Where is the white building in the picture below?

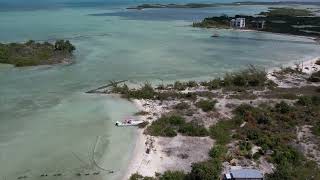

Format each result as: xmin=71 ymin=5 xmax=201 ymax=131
xmin=230 ymin=18 xmax=246 ymax=29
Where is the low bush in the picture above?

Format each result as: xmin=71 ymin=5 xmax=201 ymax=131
xmin=225 ymin=66 xmax=267 ymax=87
xmin=239 ymin=141 xmax=252 ymax=152
xmin=308 ymin=71 xmax=320 ymax=82
xmin=111 ymin=83 xmax=129 ymax=94
xmin=186 ymin=81 xmax=198 ymax=88
xmin=278 ymin=93 xmax=298 ymax=100
xmin=179 ymin=92 xmax=197 ymax=101
xmin=156 ymin=91 xmax=179 ymax=101
xmin=174 ymin=102 xmax=190 ymax=110
xmin=297 ymin=96 xmax=320 ymax=106
xmin=174 ymin=81 xmax=187 ymax=91
xmin=275 ymin=66 xmax=303 ymax=76
xmin=129 ymin=83 xmax=156 ymax=99
xmin=145 ymin=115 xmax=184 ymax=137
xmin=275 ymin=101 xmax=292 ymax=114
xmin=145 ymin=115 xmax=209 ymax=137
xmin=178 ymin=122 xmax=209 ymax=136
xmin=209 ymin=145 xmax=227 ymax=159
xmin=233 ymin=103 xmax=256 ymax=116
xmin=196 ymin=99 xmax=217 ymax=112
xmin=172 ymin=81 xmax=198 ymax=91
xmin=267 ymin=146 xmax=320 ymax=180
xmin=200 ymin=66 xmax=268 ymax=90
xmin=202 ymin=79 xmax=222 ymax=90
xmin=129 ymin=173 xmax=155 ymax=180
xmin=209 ymin=119 xmax=239 ymax=145
xmin=54 ymin=40 xmax=76 ymax=53
xmin=239 ymin=140 xmax=253 ymax=157
xmin=312 ymin=121 xmax=320 ymax=137
xmin=255 ymin=112 xmax=272 ymax=125
xmin=135 ymin=111 xmax=150 ymax=116
xmin=159 ymin=171 xmax=186 ymax=180
xmin=188 ymin=159 xmax=222 ymax=180
xmin=112 ymin=83 xmax=156 ymax=99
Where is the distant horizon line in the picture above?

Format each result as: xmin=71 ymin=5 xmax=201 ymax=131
xmin=0 ymin=0 xmax=319 ymax=11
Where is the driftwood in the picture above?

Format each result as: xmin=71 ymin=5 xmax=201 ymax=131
xmin=86 ymin=80 xmax=127 ymax=94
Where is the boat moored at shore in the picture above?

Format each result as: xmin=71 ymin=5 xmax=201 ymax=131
xmin=115 ymin=118 xmax=144 ymax=127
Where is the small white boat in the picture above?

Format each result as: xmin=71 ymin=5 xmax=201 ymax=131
xmin=115 ymin=118 xmax=144 ymax=127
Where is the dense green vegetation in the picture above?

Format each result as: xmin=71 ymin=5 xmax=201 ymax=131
xmin=173 ymin=81 xmax=198 ymax=91
xmin=130 ymin=171 xmax=187 ymax=180
xmin=259 ymin=7 xmax=313 ymax=17
xmin=193 ymin=15 xmax=231 ymax=28
xmin=0 ymin=40 xmax=75 ymax=67
xmin=129 ymin=173 xmax=155 ymax=180
xmin=188 ymin=158 xmax=222 ymax=180
xmin=209 ymin=119 xmax=240 ymax=145
xmin=200 ymin=66 xmax=269 ymax=90
xmin=127 ymin=3 xmax=218 ymax=10
xmin=112 ymin=83 xmax=156 ymax=99
xmin=112 ymin=82 xmax=198 ymax=101
xmin=145 ymin=115 xmax=208 ymax=137
xmin=111 ymin=66 xmax=269 ymax=101
xmin=54 ymin=40 xmax=76 ymax=53
xmin=193 ymin=8 xmax=320 ymax=37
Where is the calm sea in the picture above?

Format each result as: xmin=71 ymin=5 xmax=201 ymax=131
xmin=0 ymin=1 xmax=319 ymax=180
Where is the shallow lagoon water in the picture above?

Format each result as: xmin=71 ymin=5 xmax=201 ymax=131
xmin=0 ymin=3 xmax=320 ymax=180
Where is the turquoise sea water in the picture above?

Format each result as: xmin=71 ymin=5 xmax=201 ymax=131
xmin=0 ymin=1 xmax=319 ymax=180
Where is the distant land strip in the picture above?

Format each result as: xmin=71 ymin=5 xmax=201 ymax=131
xmin=127 ymin=1 xmax=320 ymax=10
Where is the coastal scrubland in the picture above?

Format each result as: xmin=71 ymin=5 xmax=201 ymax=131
xmin=111 ymin=66 xmax=271 ymax=100
xmin=0 ymin=40 xmax=75 ymax=67
xmin=106 ymin=60 xmax=320 ymax=180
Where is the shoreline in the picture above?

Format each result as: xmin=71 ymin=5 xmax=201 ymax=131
xmin=217 ymin=28 xmax=319 ymax=42
xmin=122 ymin=100 xmax=148 ymax=179
xmin=121 ymin=56 xmax=320 ymax=179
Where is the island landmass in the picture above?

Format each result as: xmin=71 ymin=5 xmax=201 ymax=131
xmin=193 ymin=7 xmax=320 ymax=37
xmin=0 ymin=40 xmax=76 ymax=67
xmin=127 ymin=1 xmax=320 ymax=10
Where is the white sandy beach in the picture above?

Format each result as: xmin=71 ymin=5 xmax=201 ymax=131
xmin=268 ymin=56 xmax=320 ymax=88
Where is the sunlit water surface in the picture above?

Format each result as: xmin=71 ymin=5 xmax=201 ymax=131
xmin=0 ymin=2 xmax=319 ymax=180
